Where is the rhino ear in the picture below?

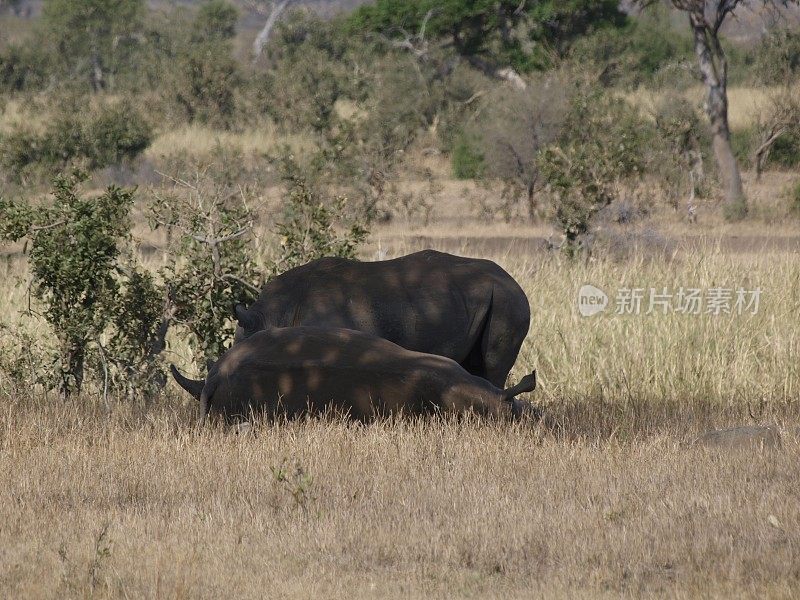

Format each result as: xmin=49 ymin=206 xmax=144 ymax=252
xmin=235 ymin=304 xmax=259 ymax=331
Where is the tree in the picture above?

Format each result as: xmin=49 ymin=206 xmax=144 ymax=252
xmin=175 ymin=1 xmax=240 ymax=127
xmin=635 ymin=0 xmax=798 ymax=220
xmin=349 ymin=0 xmax=624 ymax=82
xmin=0 ymin=172 xmax=136 ymax=398
xmin=41 ymin=0 xmax=145 ymax=92
xmin=249 ymin=0 xmax=298 ymax=62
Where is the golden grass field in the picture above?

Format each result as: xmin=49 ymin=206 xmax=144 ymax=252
xmin=2 ymin=221 xmax=800 ymax=597
xmin=1 ymin=77 xmax=800 ymax=597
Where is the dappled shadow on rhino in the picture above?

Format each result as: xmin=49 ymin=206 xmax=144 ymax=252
xmin=172 ymin=326 xmax=537 ymax=423
xmin=233 ymin=250 xmax=530 ymax=388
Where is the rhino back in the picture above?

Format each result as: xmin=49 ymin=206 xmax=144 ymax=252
xmin=207 ymin=327 xmax=490 ymax=419
xmin=247 ymin=251 xmax=521 ymax=359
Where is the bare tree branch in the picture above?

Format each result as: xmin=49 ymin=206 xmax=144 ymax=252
xmin=251 ymin=0 xmax=295 ymax=63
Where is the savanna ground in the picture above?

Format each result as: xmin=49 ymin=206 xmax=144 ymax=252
xmin=2 ymin=4 xmax=800 ymax=592
xmin=2 ymin=157 xmax=800 ymax=597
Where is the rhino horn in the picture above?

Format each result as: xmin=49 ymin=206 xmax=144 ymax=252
xmin=234 ymin=304 xmax=260 ymax=331
xmin=170 ymin=364 xmax=205 ymax=401
xmin=502 ymin=370 xmax=536 ymax=401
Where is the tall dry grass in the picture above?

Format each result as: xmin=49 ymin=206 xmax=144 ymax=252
xmin=625 ymin=85 xmax=800 ymax=131
xmin=0 ymin=397 xmax=798 ymax=599
xmin=1 ymin=233 xmax=799 ymax=598
xmin=144 ymin=123 xmax=317 ymax=164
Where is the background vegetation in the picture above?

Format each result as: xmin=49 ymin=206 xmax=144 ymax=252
xmin=1 ymin=1 xmax=799 ymax=597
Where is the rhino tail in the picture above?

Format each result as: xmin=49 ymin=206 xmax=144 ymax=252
xmin=170 ymin=364 xmax=205 ymax=401
xmin=501 ymin=370 xmax=536 ymax=401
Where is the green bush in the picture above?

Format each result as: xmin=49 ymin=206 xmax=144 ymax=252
xmin=273 ymin=154 xmax=370 ymax=274
xmin=788 ymin=180 xmax=800 ymax=215
xmin=257 ymin=47 xmax=343 ymax=132
xmin=192 ymin=0 xmax=238 ymax=43
xmin=175 ymin=39 xmax=240 ymax=128
xmin=0 ymin=172 xmax=137 ymax=397
xmin=0 ymin=101 xmax=152 ymax=181
xmin=731 ymin=126 xmax=758 ymax=170
xmin=537 ymin=90 xmax=652 ymax=257
xmin=451 ymin=134 xmax=485 ymax=180
xmin=768 ymin=132 xmax=800 ymax=169
xmin=0 ymin=42 xmax=50 ymax=92
xmin=86 ymin=101 xmax=153 ymax=167
xmin=567 ymin=5 xmax=692 ymax=88
xmin=753 ymin=27 xmax=800 ymax=85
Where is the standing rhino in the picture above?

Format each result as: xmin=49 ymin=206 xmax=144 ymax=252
xmin=234 ymin=250 xmax=530 ymax=387
xmin=171 ymin=326 xmax=537 ymax=422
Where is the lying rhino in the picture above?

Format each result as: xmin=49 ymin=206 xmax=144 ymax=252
xmin=171 ymin=326 xmax=537 ymax=422
xmin=233 ymin=250 xmax=530 ymax=388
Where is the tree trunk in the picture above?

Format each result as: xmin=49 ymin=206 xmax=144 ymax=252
xmin=59 ymin=338 xmax=85 ymax=400
xmin=689 ymin=13 xmax=745 ymax=218
xmin=90 ymin=48 xmax=105 ymax=92
xmin=252 ymin=0 xmax=293 ymax=63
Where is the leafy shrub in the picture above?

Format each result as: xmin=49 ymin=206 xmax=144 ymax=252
xmin=652 ymin=95 xmax=710 ymax=210
xmin=0 ymin=172 xmax=136 ymax=397
xmin=273 ymin=154 xmax=369 ymax=274
xmin=467 ymin=75 xmax=571 ymax=220
xmin=149 ymin=157 xmax=261 ymax=365
xmin=570 ymin=4 xmax=693 ymax=89
xmin=86 ymin=101 xmax=153 ymax=167
xmin=175 ymin=39 xmax=240 ymax=128
xmin=192 ymin=0 xmax=238 ymax=42
xmin=173 ymin=2 xmax=240 ymax=128
xmin=257 ymin=47 xmax=344 ymax=132
xmin=768 ymin=132 xmax=800 ymax=169
xmin=0 ymin=42 xmax=50 ymax=92
xmin=537 ymin=91 xmax=651 ymax=257
xmin=451 ymin=134 xmax=484 ymax=180
xmin=0 ymin=102 xmax=152 ymax=181
xmin=754 ymin=27 xmax=800 ymax=85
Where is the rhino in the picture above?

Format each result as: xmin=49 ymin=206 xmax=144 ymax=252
xmin=171 ymin=326 xmax=537 ymax=422
xmin=233 ymin=250 xmax=530 ymax=388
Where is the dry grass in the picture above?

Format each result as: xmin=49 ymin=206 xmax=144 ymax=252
xmin=2 ymin=102 xmax=800 ymax=595
xmin=625 ymin=85 xmax=800 ymax=132
xmin=0 ymin=398 xmax=798 ymax=599
xmin=2 ymin=233 xmax=800 ymax=597
xmin=144 ymin=123 xmax=317 ymax=164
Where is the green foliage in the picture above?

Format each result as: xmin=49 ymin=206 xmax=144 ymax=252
xmin=258 ymin=46 xmax=343 ymax=132
xmin=0 ymin=42 xmax=49 ymax=92
xmin=349 ymin=0 xmax=626 ymax=71
xmin=0 ymin=101 xmax=152 ymax=182
xmin=768 ymin=132 xmax=800 ymax=169
xmin=731 ymin=126 xmax=758 ymax=169
xmin=451 ymin=133 xmax=484 ymax=179
xmin=149 ymin=157 xmax=260 ymax=365
xmin=193 ymin=0 xmax=238 ymax=43
xmin=754 ymin=27 xmax=800 ymax=85
xmin=723 ymin=197 xmax=748 ymax=222
xmin=41 ymin=0 xmax=145 ymax=91
xmin=653 ymin=94 xmax=709 ymax=208
xmin=569 ymin=5 xmax=692 ymax=87
xmin=0 ymin=172 xmax=134 ymax=396
xmin=107 ymin=266 xmax=168 ymax=399
xmin=86 ymin=101 xmax=154 ymax=167
xmin=174 ymin=6 xmax=240 ymax=128
xmin=273 ymin=154 xmax=370 ymax=274
xmin=538 ymin=91 xmax=650 ymax=256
